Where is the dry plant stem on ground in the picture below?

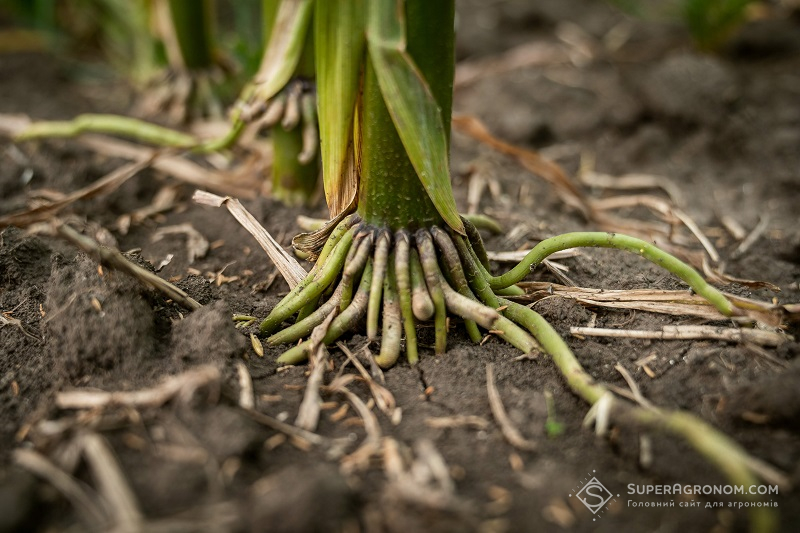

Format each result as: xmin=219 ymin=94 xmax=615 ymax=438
xmin=513 ymin=281 xmax=793 ymax=326
xmin=56 ymin=224 xmax=202 ymax=311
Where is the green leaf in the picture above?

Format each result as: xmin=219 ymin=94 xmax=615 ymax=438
xmin=253 ymin=0 xmax=313 ymax=102
xmin=315 ymin=0 xmax=365 ymax=218
xmin=545 ymin=419 xmax=565 ymax=439
xmin=366 ymin=0 xmax=464 ymax=234
xmin=544 ymin=391 xmax=565 ymax=439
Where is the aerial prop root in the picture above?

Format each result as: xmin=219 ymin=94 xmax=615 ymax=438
xmin=262 ymin=215 xmax=741 ymax=366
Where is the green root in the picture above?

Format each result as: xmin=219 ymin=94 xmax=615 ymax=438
xmin=486 ymin=232 xmax=735 ymax=316
xmin=462 ymin=213 xmax=503 ymax=234
xmin=367 ymin=231 xmax=390 ymax=340
xmin=15 ymin=114 xmax=198 ymax=148
xmin=395 ymin=232 xmax=419 ymax=363
xmin=259 ymin=223 xmax=355 ymax=334
xmin=258 ymin=215 xmax=780 ymax=531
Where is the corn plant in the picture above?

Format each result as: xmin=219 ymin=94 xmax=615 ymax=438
xmin=256 ymin=1 xmax=782 ymax=530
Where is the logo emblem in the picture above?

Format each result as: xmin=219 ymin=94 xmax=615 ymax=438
xmin=575 ymin=477 xmax=613 ymax=514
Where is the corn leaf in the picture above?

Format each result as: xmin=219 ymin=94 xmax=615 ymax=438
xmin=366 ymin=0 xmax=464 ymax=234
xmin=315 ymin=0 xmax=365 ymax=218
xmin=253 ymin=0 xmax=313 ymax=102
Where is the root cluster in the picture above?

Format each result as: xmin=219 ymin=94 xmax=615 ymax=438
xmin=259 ymin=214 xmax=547 ymax=366
xmin=260 ymin=214 xmax=735 ymax=367
xmin=239 ymin=78 xmax=318 ymax=164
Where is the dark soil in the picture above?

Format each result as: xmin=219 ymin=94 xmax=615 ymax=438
xmin=2 ymin=1 xmax=800 ymax=532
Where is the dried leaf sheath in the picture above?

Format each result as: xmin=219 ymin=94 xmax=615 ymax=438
xmin=315 ymin=0 xmax=365 ymax=218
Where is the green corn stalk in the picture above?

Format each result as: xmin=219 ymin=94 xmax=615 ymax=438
xmin=358 ymin=0 xmax=462 ymax=233
xmin=312 ymin=0 xmax=462 ymax=233
xmin=271 ymin=114 xmax=319 ymax=205
xmin=164 ymin=0 xmax=216 ymax=70
xmin=263 ymin=0 xmax=319 ymax=206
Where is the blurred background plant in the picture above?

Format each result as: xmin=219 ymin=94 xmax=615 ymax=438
xmin=683 ymin=0 xmax=757 ymax=50
xmin=0 ymin=0 xmax=265 ymax=116
xmin=2 ymin=0 xmax=321 ymax=205
xmin=607 ymin=0 xmax=765 ymax=51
